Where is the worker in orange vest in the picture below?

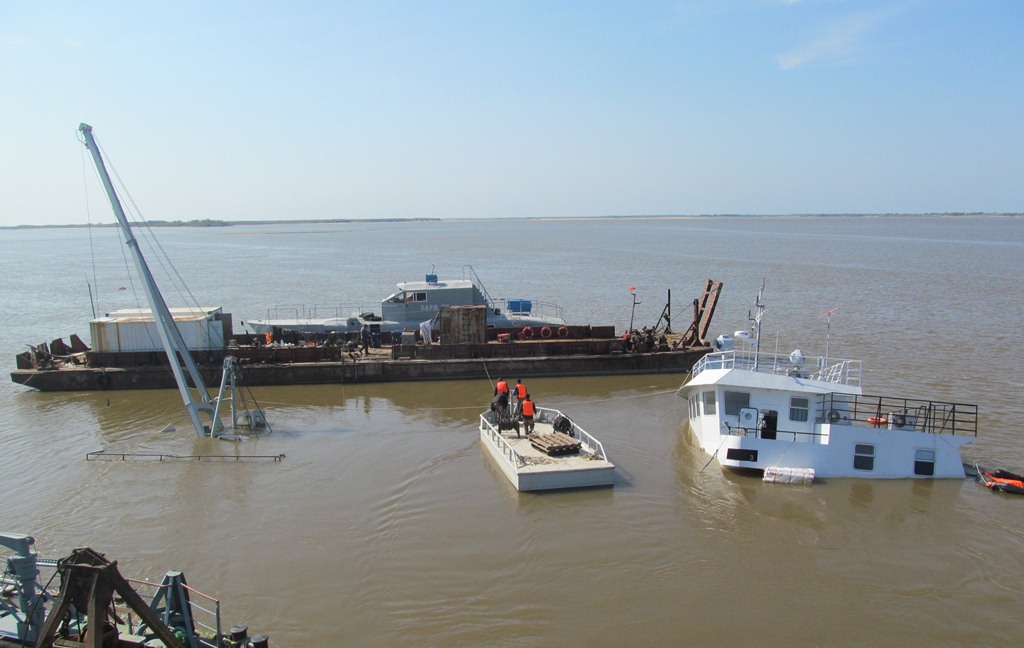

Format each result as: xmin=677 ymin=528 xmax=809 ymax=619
xmin=520 ymin=393 xmax=536 ymax=436
xmin=495 ymin=377 xmax=509 ymax=397
xmin=512 ymin=378 xmax=527 ymax=417
xmin=494 ymin=377 xmax=510 ymax=411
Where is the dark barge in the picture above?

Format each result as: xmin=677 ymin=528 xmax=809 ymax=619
xmin=12 ymin=330 xmax=712 ymax=391
xmin=12 ymin=282 xmax=722 ymax=392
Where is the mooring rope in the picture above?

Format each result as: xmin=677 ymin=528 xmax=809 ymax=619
xmin=253 ymin=388 xmax=680 ymax=413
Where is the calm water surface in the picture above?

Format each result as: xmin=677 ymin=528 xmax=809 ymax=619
xmin=2 ymin=216 xmax=1023 ymax=646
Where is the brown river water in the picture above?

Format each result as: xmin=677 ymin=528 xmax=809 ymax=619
xmin=2 ymin=215 xmax=1023 ymax=645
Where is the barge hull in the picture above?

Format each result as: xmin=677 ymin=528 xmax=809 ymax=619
xmin=11 ymin=348 xmax=708 ymax=391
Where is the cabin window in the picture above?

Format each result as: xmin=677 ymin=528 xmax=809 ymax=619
xmin=689 ymin=395 xmax=699 ymax=419
xmin=789 ymin=397 xmax=809 ymax=422
xmin=702 ymin=391 xmax=717 ymax=415
xmin=724 ymin=391 xmax=750 ymax=416
xmin=914 ymin=449 xmax=935 ymax=476
xmin=415 ymin=291 xmax=427 ymax=302
xmin=853 ymin=444 xmax=875 ymax=471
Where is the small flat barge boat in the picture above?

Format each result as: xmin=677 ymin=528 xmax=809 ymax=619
xmin=479 ymin=407 xmax=615 ymax=491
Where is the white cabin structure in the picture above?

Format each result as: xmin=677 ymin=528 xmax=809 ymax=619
xmin=677 ymin=285 xmax=977 ymax=480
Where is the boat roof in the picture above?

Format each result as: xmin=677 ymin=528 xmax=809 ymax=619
xmin=683 ymin=350 xmax=863 ymax=395
xmin=96 ymin=307 xmax=223 ymax=324
xmin=395 ymin=279 xmax=474 ymax=291
xmin=686 ymin=366 xmax=862 ymax=395
xmin=105 ymin=307 xmax=222 ymax=317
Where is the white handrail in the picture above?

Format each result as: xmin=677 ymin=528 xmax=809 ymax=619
xmin=479 ymin=414 xmax=525 ymax=468
xmin=692 ymin=350 xmax=861 ymax=386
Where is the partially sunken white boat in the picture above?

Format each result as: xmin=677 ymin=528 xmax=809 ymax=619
xmin=479 ymin=407 xmax=615 ymax=491
xmin=677 ymin=284 xmax=978 ymax=480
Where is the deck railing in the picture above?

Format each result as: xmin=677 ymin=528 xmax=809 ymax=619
xmin=479 ymin=412 xmax=525 ymax=468
xmin=691 ymin=349 xmax=862 ymax=386
xmin=120 ymin=576 xmax=223 ymax=648
xmin=495 ymin=298 xmax=566 ymax=323
xmin=546 ymin=409 xmax=608 ymax=460
xmin=817 ymin=393 xmax=978 ymax=437
xmin=717 ymin=393 xmax=978 ymax=443
xmin=257 ymin=303 xmax=370 ymax=323
xmin=722 ymin=423 xmax=829 ymax=444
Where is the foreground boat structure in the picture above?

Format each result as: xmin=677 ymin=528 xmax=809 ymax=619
xmin=479 ymin=407 xmax=615 ymax=491
xmin=677 ymin=284 xmax=978 ymax=480
xmin=0 ymin=533 xmax=268 ymax=647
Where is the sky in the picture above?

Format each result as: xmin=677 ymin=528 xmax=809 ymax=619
xmin=1 ymin=0 xmax=1022 ymax=226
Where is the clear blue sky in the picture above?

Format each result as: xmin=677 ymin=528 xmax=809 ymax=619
xmin=2 ymin=1 xmax=1022 ymax=226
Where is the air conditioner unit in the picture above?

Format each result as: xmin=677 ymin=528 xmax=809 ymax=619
xmin=888 ymin=413 xmax=917 ymax=430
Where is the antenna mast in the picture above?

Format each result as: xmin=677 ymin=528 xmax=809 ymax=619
xmin=749 ymin=279 xmax=766 ymax=371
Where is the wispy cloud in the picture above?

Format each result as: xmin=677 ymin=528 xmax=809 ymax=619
xmin=777 ymin=9 xmax=888 ymax=70
xmin=0 ymin=33 xmax=32 ymax=48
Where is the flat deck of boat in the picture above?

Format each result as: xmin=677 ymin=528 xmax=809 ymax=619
xmin=479 ymin=409 xmax=615 ymax=491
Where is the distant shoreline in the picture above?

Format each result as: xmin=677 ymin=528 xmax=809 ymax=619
xmin=2 ymin=212 xmax=1020 ymax=230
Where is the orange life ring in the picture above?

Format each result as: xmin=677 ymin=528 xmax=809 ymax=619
xmin=867 ymin=416 xmax=887 ymax=426
xmin=540 ymin=326 xmax=552 ymax=339
xmin=521 ymin=326 xmax=534 ymax=339
xmin=557 ymin=326 xmax=569 ymax=338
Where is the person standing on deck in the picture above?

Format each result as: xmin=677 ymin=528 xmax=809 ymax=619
xmin=512 ymin=379 xmax=527 ymax=417
xmin=494 ymin=377 xmax=510 ymax=411
xmin=360 ymin=325 xmax=370 ymax=356
xmin=494 ymin=377 xmax=509 ymax=398
xmin=520 ymin=393 xmax=536 ymax=436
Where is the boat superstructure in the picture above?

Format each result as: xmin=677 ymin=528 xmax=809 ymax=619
xmin=677 ymin=285 xmax=977 ymax=479
xmin=242 ymin=266 xmax=566 ymax=335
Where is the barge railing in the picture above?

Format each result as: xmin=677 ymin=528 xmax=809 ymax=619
xmin=464 ymin=264 xmax=565 ymax=323
xmin=121 ymin=575 xmax=223 ymax=648
xmin=479 ymin=412 xmax=525 ymax=468
xmin=541 ymin=407 xmax=609 ymax=460
xmin=256 ymin=303 xmax=371 ymax=323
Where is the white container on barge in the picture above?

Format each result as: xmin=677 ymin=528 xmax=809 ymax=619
xmin=90 ymin=307 xmax=230 ymax=353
